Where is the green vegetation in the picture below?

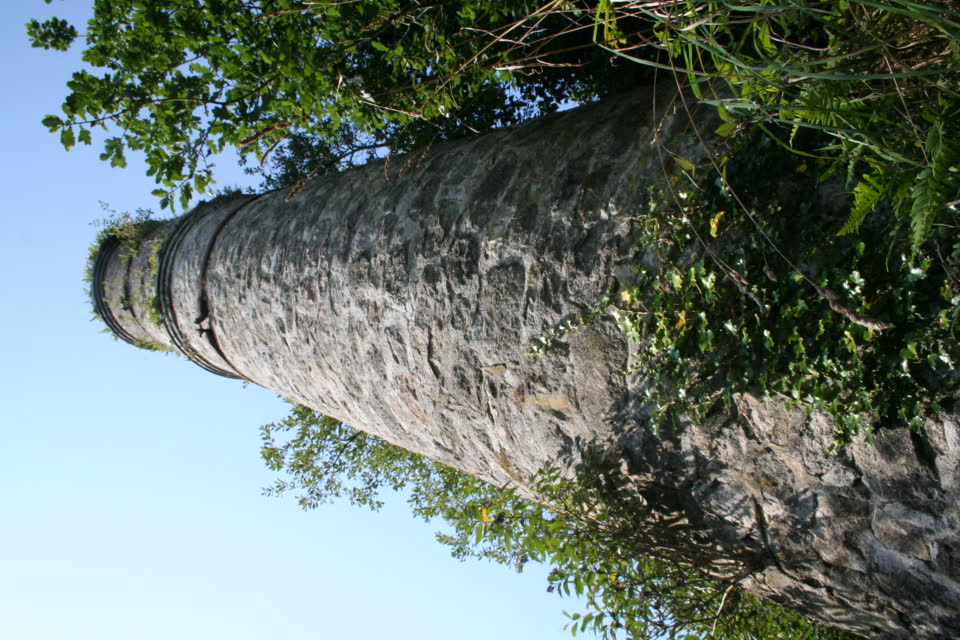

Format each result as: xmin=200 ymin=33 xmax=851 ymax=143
xmin=263 ymin=404 xmax=856 ymax=639
xmin=83 ymin=204 xmax=158 ymax=290
xmin=48 ymin=0 xmax=959 ymax=637
xmin=599 ymin=139 xmax=957 ymax=445
xmin=599 ymin=0 xmax=959 ymax=443
xmin=30 ymin=0 xmax=647 ymax=208
xmin=585 ymin=0 xmax=960 ymax=248
xmin=32 ymin=1 xmax=959 ymax=241
xmin=84 ymin=204 xmax=173 ymax=352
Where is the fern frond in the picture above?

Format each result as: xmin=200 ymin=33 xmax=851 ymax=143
xmin=840 ymin=172 xmax=886 ymax=234
xmin=908 ymin=117 xmax=960 ymax=247
xmin=910 ymin=175 xmax=938 ymax=246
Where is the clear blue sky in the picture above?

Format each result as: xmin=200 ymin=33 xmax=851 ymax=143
xmin=0 ymin=3 xmax=583 ymax=638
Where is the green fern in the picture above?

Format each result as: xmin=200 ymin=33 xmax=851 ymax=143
xmin=840 ymin=172 xmax=887 ymax=235
xmin=908 ymin=116 xmax=960 ymax=247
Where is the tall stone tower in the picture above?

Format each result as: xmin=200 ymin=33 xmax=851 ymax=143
xmin=90 ymin=86 xmax=960 ymax=638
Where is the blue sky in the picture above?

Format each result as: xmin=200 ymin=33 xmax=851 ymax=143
xmin=0 ymin=3 xmax=583 ymax=638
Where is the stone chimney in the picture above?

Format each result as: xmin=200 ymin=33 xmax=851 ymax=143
xmin=90 ymin=85 xmax=960 ymax=639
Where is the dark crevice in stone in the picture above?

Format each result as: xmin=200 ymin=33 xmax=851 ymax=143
xmin=910 ymin=428 xmax=942 ymax=483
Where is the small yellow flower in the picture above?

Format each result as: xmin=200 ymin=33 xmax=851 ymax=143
xmin=676 ymin=310 xmax=688 ymax=329
xmin=620 ymin=290 xmax=633 ymax=305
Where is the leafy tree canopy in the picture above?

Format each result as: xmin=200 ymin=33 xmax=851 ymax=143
xmin=29 ymin=0 xmax=649 ymax=208
xmin=262 ymin=404 xmax=857 ymax=640
xmin=32 ymin=1 xmax=959 ymax=246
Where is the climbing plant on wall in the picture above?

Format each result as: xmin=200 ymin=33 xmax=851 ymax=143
xmin=612 ymin=133 xmax=960 ymax=444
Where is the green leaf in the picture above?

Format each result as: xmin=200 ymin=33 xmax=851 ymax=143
xmin=59 ymin=127 xmax=75 ymax=150
xmin=41 ymin=114 xmax=63 ymax=130
xmin=715 ymin=122 xmax=738 ymax=138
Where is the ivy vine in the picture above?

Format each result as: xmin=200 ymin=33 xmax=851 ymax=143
xmin=533 ymin=136 xmax=960 ymax=446
xmin=623 ymin=138 xmax=960 ymax=444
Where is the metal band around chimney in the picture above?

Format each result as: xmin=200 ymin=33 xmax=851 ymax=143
xmin=154 ymin=196 xmax=257 ymax=380
xmin=91 ymin=235 xmax=144 ymax=349
xmin=195 ymin=192 xmax=267 ymax=382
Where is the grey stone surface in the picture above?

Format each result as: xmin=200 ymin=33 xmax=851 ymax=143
xmin=98 ymin=223 xmax=174 ymax=349
xmin=91 ymin=85 xmax=960 ymax=638
xmin=653 ymin=394 xmax=960 ymax=638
